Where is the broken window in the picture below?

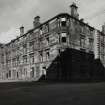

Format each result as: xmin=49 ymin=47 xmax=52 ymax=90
xmin=61 ymin=18 xmax=66 ymax=27
xmin=61 ymin=33 xmax=67 ymax=43
xmin=62 ymin=37 xmax=66 ymax=43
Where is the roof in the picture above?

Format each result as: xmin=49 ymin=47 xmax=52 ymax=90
xmin=6 ymin=13 xmax=95 ymax=46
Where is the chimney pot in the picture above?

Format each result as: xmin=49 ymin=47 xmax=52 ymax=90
xmin=20 ymin=26 xmax=24 ymax=36
xmin=70 ymin=2 xmax=79 ymax=19
xmin=80 ymin=18 xmax=84 ymax=22
xmin=33 ymin=16 xmax=40 ymax=28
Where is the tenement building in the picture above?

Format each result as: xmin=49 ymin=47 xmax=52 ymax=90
xmin=0 ymin=2 xmax=105 ymax=81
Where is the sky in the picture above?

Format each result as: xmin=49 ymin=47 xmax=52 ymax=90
xmin=0 ymin=0 xmax=105 ymax=43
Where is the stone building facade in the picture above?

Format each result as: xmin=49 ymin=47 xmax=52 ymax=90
xmin=0 ymin=2 xmax=104 ymax=81
xmin=94 ymin=24 xmax=105 ymax=67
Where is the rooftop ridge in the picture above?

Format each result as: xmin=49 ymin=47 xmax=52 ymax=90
xmin=5 ymin=12 xmax=103 ymax=46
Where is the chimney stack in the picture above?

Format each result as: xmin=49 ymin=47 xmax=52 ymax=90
xmin=80 ymin=18 xmax=84 ymax=22
xmin=70 ymin=2 xmax=79 ymax=19
xmin=20 ymin=26 xmax=24 ymax=36
xmin=33 ymin=16 xmax=40 ymax=28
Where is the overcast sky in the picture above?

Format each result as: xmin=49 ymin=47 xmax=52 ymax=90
xmin=0 ymin=0 xmax=105 ymax=43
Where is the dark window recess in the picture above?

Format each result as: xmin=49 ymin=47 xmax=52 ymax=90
xmin=17 ymin=72 xmax=19 ymax=78
xmin=46 ymin=52 xmax=50 ymax=60
xmin=61 ymin=21 xmax=66 ymax=27
xmin=6 ymin=73 xmax=8 ymax=78
xmin=46 ymin=37 xmax=49 ymax=44
xmin=47 ymin=52 xmax=50 ymax=57
xmin=43 ymin=66 xmax=46 ymax=69
xmin=9 ymin=71 xmax=11 ymax=77
xmin=58 ymin=49 xmax=61 ymax=54
xmin=62 ymin=37 xmax=66 ymax=43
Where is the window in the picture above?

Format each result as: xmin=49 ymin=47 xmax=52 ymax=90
xmin=46 ymin=37 xmax=49 ymax=45
xmin=101 ymin=54 xmax=104 ymax=61
xmin=12 ymin=58 xmax=16 ymax=67
xmin=58 ymin=49 xmax=61 ymax=54
xmin=17 ymin=72 xmax=19 ymax=78
xmin=23 ymin=55 xmax=27 ymax=64
xmin=17 ymin=56 xmax=20 ymax=66
xmin=9 ymin=70 xmax=11 ymax=78
xmin=29 ymin=41 xmax=34 ymax=52
xmin=61 ymin=21 xmax=66 ymax=27
xmin=30 ymin=54 xmax=34 ymax=64
xmin=89 ymin=38 xmax=93 ymax=50
xmin=23 ymin=44 xmax=27 ymax=53
xmin=39 ymin=51 xmax=43 ymax=62
xmin=61 ymin=18 xmax=66 ymax=27
xmin=40 ymin=27 xmax=43 ymax=35
xmin=23 ymin=44 xmax=27 ymax=48
xmin=80 ymin=36 xmax=85 ymax=48
xmin=42 ymin=24 xmax=49 ymax=34
xmin=31 ymin=67 xmax=34 ymax=78
xmin=62 ymin=37 xmax=66 ymax=43
xmin=61 ymin=33 xmax=67 ymax=43
xmin=101 ymin=46 xmax=104 ymax=54
xmin=29 ymin=41 xmax=34 ymax=46
xmin=46 ymin=51 xmax=50 ymax=61
xmin=61 ymin=18 xmax=66 ymax=21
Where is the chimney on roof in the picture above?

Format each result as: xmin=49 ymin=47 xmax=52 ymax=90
xmin=70 ymin=2 xmax=79 ymax=19
xmin=20 ymin=26 xmax=24 ymax=36
xmin=33 ymin=16 xmax=40 ymax=28
xmin=102 ymin=23 xmax=105 ymax=34
xmin=80 ymin=18 xmax=84 ymax=22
